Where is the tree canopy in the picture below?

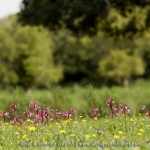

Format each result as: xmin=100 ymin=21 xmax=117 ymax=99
xmin=0 ymin=16 xmax=63 ymax=88
xmin=98 ymin=50 xmax=145 ymax=86
xmin=18 ymin=0 xmax=150 ymax=36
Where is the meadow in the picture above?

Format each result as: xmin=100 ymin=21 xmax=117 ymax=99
xmin=0 ymin=79 xmax=150 ymax=150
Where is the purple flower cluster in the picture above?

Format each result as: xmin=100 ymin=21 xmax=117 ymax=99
xmin=27 ymin=101 xmax=50 ymax=125
xmin=51 ymin=107 xmax=76 ymax=120
xmin=141 ymin=105 xmax=150 ymax=118
xmin=90 ymin=107 xmax=101 ymax=118
xmin=0 ymin=110 xmax=10 ymax=122
xmin=118 ymin=104 xmax=130 ymax=115
xmin=106 ymin=97 xmax=130 ymax=118
xmin=10 ymin=103 xmax=17 ymax=112
xmin=10 ymin=114 xmax=23 ymax=125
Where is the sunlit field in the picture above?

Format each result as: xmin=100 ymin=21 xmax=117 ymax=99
xmin=0 ymin=79 xmax=150 ymax=150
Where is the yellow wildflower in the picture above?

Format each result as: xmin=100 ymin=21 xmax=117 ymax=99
xmin=70 ymin=134 xmax=75 ymax=137
xmin=15 ymin=132 xmax=19 ymax=135
xmin=85 ymin=134 xmax=90 ymax=139
xmin=130 ymin=118 xmax=134 ymax=122
xmin=28 ymin=126 xmax=36 ymax=131
xmin=137 ymin=133 xmax=141 ymax=136
xmin=92 ymin=134 xmax=96 ymax=137
xmin=93 ymin=117 xmax=97 ymax=121
xmin=139 ymin=129 xmax=144 ymax=133
xmin=82 ymin=119 xmax=86 ymax=122
xmin=118 ymin=131 xmax=123 ymax=134
xmin=60 ymin=130 xmax=66 ymax=134
xmin=22 ymin=134 xmax=27 ymax=139
xmin=114 ymin=135 xmax=119 ymax=139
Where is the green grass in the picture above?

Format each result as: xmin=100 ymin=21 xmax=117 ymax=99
xmin=0 ymin=79 xmax=150 ymax=149
xmin=0 ymin=79 xmax=150 ymax=116
xmin=0 ymin=114 xmax=150 ymax=150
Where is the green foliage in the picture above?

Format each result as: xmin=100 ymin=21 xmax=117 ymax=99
xmin=0 ymin=16 xmax=63 ymax=88
xmin=18 ymin=0 xmax=150 ymax=36
xmin=0 ymin=79 xmax=150 ymax=117
xmin=98 ymin=50 xmax=145 ymax=84
xmin=102 ymin=6 xmax=150 ymax=38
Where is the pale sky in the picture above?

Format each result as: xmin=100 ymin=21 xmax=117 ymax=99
xmin=0 ymin=0 xmax=22 ymax=19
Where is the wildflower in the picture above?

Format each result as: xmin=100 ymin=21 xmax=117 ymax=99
xmin=10 ymin=115 xmax=24 ymax=125
xmin=130 ymin=118 xmax=134 ymax=122
xmin=10 ymin=103 xmax=17 ymax=112
xmin=34 ymin=114 xmax=42 ymax=124
xmin=60 ymin=130 xmax=66 ymax=134
xmin=70 ymin=134 xmax=75 ymax=137
xmin=79 ymin=116 xmax=83 ymax=118
xmin=28 ymin=126 xmax=36 ymax=131
xmin=118 ymin=131 xmax=123 ymax=134
xmin=93 ymin=117 xmax=98 ymax=120
xmin=146 ymin=111 xmax=150 ymax=118
xmin=142 ymin=105 xmax=146 ymax=110
xmin=85 ymin=134 xmax=90 ymax=139
xmin=24 ymin=109 xmax=33 ymax=118
xmin=137 ymin=133 xmax=141 ymax=136
xmin=15 ymin=132 xmax=19 ymax=135
xmin=114 ymin=135 xmax=119 ymax=139
xmin=97 ymin=129 xmax=102 ymax=135
xmin=82 ymin=119 xmax=86 ymax=122
xmin=42 ymin=138 xmax=45 ymax=142
xmin=3 ymin=111 xmax=10 ymax=118
xmin=22 ymin=134 xmax=27 ymax=139
xmin=29 ymin=100 xmax=40 ymax=111
xmin=25 ymin=138 xmax=29 ymax=141
xmin=139 ymin=113 xmax=141 ymax=116
xmin=106 ymin=97 xmax=117 ymax=118
xmin=92 ymin=134 xmax=96 ymax=137
xmin=139 ymin=129 xmax=144 ymax=133
xmin=90 ymin=107 xmax=101 ymax=118
xmin=118 ymin=104 xmax=130 ymax=115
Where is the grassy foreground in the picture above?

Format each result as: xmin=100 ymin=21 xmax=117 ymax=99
xmin=0 ymin=96 xmax=150 ymax=150
xmin=0 ymin=79 xmax=150 ymax=149
xmin=0 ymin=113 xmax=150 ymax=150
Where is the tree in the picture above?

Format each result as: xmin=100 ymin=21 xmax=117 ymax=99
xmin=0 ymin=15 xmax=63 ymax=88
xmin=98 ymin=50 xmax=145 ymax=88
xmin=18 ymin=0 xmax=150 ymax=36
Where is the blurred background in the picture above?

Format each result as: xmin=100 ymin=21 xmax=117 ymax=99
xmin=0 ymin=0 xmax=150 ymax=116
